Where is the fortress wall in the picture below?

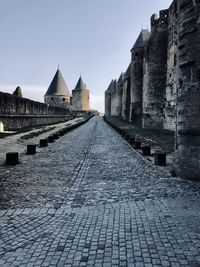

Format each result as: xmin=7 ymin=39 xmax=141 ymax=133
xmin=142 ymin=10 xmax=169 ymax=130
xmin=105 ymin=92 xmax=112 ymax=116
xmin=110 ymin=91 xmax=118 ymax=116
xmin=122 ymin=78 xmax=131 ymax=121
xmin=0 ymin=91 xmax=71 ymax=129
xmin=164 ymin=1 xmax=178 ymax=131
xmin=174 ymin=0 xmax=200 ymax=180
xmin=72 ymin=90 xmax=90 ymax=111
xmin=130 ymin=48 xmax=144 ymax=124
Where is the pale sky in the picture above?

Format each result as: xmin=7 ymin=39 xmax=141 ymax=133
xmin=0 ymin=0 xmax=172 ymax=112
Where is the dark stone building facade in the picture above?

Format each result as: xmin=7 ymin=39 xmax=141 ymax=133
xmin=104 ymin=0 xmax=200 ymax=180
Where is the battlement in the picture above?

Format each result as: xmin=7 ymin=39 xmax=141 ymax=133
xmin=151 ymin=9 xmax=169 ymax=31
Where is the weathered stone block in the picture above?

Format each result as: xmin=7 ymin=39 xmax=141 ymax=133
xmin=154 ymin=152 xmax=166 ymax=166
xmin=27 ymin=144 xmax=37 ymax=155
xmin=142 ymin=145 xmax=151 ymax=156
xmin=6 ymin=152 xmax=19 ymax=165
xmin=40 ymin=139 xmax=48 ymax=147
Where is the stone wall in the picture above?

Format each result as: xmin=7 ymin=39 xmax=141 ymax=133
xmin=104 ymin=0 xmax=200 ymax=179
xmin=72 ymin=89 xmax=90 ymax=111
xmin=164 ymin=1 xmax=178 ymax=131
xmin=110 ymin=91 xmax=118 ymax=116
xmin=0 ymin=91 xmax=71 ymax=129
xmin=105 ymin=92 xmax=112 ymax=116
xmin=174 ymin=0 xmax=200 ymax=180
xmin=142 ymin=10 xmax=169 ymax=130
xmin=130 ymin=47 xmax=144 ymax=124
xmin=122 ymin=78 xmax=131 ymax=121
xmin=0 ymin=115 xmax=71 ymax=130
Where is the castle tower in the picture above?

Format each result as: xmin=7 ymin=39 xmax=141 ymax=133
xmin=115 ymin=73 xmax=125 ymax=117
xmin=142 ymin=10 xmax=169 ymax=129
xmin=130 ymin=30 xmax=150 ymax=124
xmin=72 ymin=76 xmax=89 ymax=111
xmin=105 ymin=79 xmax=116 ymax=116
xmin=44 ymin=69 xmax=70 ymax=109
xmin=174 ymin=0 xmax=200 ymax=180
xmin=164 ymin=1 xmax=178 ymax=131
xmin=122 ymin=64 xmax=131 ymax=121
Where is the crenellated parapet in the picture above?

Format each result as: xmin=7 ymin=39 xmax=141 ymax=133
xmin=104 ymin=0 xmax=200 ymax=179
xmin=142 ymin=10 xmax=169 ymax=129
xmin=130 ymin=30 xmax=150 ymax=124
xmin=174 ymin=0 xmax=200 ymax=180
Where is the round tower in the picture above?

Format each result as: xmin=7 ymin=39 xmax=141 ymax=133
xmin=105 ymin=79 xmax=116 ymax=116
xmin=174 ymin=0 xmax=200 ymax=180
xmin=44 ymin=69 xmax=70 ymax=109
xmin=72 ymin=76 xmax=89 ymax=112
xmin=142 ymin=10 xmax=169 ymax=129
xmin=130 ymin=30 xmax=150 ymax=124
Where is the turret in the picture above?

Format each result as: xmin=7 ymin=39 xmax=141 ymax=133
xmin=142 ymin=10 xmax=169 ymax=129
xmin=44 ymin=69 xmax=70 ymax=109
xmin=122 ymin=63 xmax=131 ymax=121
xmin=130 ymin=30 xmax=150 ymax=123
xmin=105 ymin=79 xmax=116 ymax=116
xmin=174 ymin=0 xmax=200 ymax=180
xmin=72 ymin=76 xmax=90 ymax=111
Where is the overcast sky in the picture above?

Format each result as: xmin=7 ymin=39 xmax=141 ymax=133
xmin=0 ymin=0 xmax=172 ymax=112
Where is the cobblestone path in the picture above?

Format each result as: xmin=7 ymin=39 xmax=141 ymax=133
xmin=0 ymin=116 xmax=200 ymax=266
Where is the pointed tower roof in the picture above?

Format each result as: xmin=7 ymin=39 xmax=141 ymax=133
xmin=124 ymin=63 xmax=131 ymax=78
xmin=117 ymin=73 xmax=125 ymax=84
xmin=74 ymin=76 xmax=87 ymax=90
xmin=45 ymin=69 xmax=70 ymax=96
xmin=106 ymin=79 xmax=117 ymax=93
xmin=131 ymin=30 xmax=151 ymax=51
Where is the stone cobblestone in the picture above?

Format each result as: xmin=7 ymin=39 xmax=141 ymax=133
xmin=0 ymin=116 xmax=200 ymax=266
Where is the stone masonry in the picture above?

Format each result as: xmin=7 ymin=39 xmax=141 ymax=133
xmin=104 ymin=0 xmax=200 ymax=180
xmin=0 ymin=91 xmax=71 ymax=129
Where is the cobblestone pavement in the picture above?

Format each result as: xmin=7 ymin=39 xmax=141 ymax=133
xmin=0 ymin=116 xmax=200 ymax=266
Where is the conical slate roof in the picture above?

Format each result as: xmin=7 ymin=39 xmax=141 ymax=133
xmin=74 ymin=76 xmax=87 ymax=90
xmin=131 ymin=30 xmax=151 ymax=50
xmin=106 ymin=79 xmax=117 ymax=93
xmin=45 ymin=69 xmax=70 ymax=96
xmin=124 ymin=63 xmax=131 ymax=78
xmin=117 ymin=73 xmax=125 ymax=84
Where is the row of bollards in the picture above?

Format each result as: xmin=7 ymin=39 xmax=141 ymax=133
xmin=104 ymin=117 xmax=166 ymax=166
xmin=5 ymin=116 xmax=94 ymax=166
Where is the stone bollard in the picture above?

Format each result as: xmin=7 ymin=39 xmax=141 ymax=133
xmin=0 ymin=121 xmax=4 ymax=132
xmin=48 ymin=135 xmax=54 ymax=143
xmin=27 ymin=144 xmax=37 ymax=155
xmin=129 ymin=137 xmax=135 ymax=146
xmin=142 ymin=145 xmax=151 ymax=156
xmin=40 ymin=139 xmax=48 ymax=147
xmin=125 ymin=134 xmax=130 ymax=141
xmin=53 ymin=133 xmax=59 ymax=140
xmin=59 ymin=130 xmax=65 ymax=136
xmin=154 ymin=152 xmax=166 ymax=166
xmin=6 ymin=152 xmax=19 ymax=165
xmin=134 ymin=140 xmax=141 ymax=149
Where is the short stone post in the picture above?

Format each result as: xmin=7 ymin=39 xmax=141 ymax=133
xmin=27 ymin=144 xmax=37 ymax=155
xmin=48 ymin=135 xmax=54 ymax=143
xmin=134 ymin=140 xmax=141 ymax=149
xmin=142 ymin=145 xmax=151 ymax=156
xmin=53 ymin=133 xmax=59 ymax=140
xmin=40 ymin=139 xmax=48 ymax=147
xmin=125 ymin=134 xmax=130 ymax=141
xmin=6 ymin=152 xmax=19 ymax=165
xmin=129 ymin=137 xmax=135 ymax=145
xmin=154 ymin=152 xmax=166 ymax=166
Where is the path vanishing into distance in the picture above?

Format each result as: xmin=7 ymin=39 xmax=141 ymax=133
xmin=0 ymin=116 xmax=200 ymax=267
